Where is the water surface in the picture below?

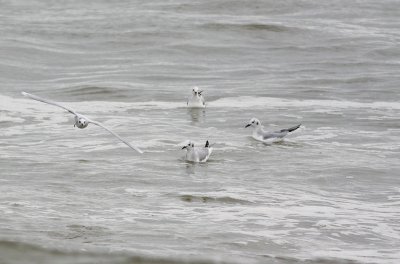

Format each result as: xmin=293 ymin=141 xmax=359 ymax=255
xmin=1 ymin=1 xmax=400 ymax=263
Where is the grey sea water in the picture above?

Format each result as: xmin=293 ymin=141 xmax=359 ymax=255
xmin=1 ymin=1 xmax=400 ymax=263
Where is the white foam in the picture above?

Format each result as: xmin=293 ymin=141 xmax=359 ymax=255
xmin=295 ymin=133 xmax=338 ymax=141
xmin=3 ymin=94 xmax=400 ymax=113
xmin=209 ymin=96 xmax=400 ymax=110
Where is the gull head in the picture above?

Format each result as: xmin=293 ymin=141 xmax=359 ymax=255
xmin=182 ymin=141 xmax=194 ymax=151
xmin=245 ymin=118 xmax=261 ymax=128
xmin=75 ymin=117 xmax=88 ymax=129
xmin=192 ymin=87 xmax=203 ymax=97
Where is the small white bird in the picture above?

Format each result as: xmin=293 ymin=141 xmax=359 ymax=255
xmin=181 ymin=140 xmax=213 ymax=162
xmin=186 ymin=87 xmax=205 ymax=108
xmin=245 ymin=118 xmax=301 ymax=143
xmin=21 ymin=92 xmax=143 ymax=154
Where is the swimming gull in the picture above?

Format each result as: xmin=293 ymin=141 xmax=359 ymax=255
xmin=187 ymin=87 xmax=205 ymax=108
xmin=182 ymin=140 xmax=213 ymax=162
xmin=245 ymin=118 xmax=301 ymax=143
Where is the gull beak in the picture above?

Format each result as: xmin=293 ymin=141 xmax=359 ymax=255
xmin=182 ymin=146 xmax=187 ymax=149
xmin=245 ymin=124 xmax=251 ymax=128
xmin=199 ymin=91 xmax=203 ymax=95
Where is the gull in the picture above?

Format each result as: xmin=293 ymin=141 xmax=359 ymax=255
xmin=181 ymin=140 xmax=213 ymax=162
xmin=21 ymin=92 xmax=143 ymax=154
xmin=245 ymin=118 xmax=301 ymax=143
xmin=187 ymin=87 xmax=205 ymax=108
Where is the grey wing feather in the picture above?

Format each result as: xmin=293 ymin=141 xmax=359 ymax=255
xmin=261 ymin=129 xmax=287 ymax=139
xmin=22 ymin=92 xmax=78 ymax=116
xmin=264 ymin=124 xmax=301 ymax=139
xmin=195 ymin=147 xmax=211 ymax=161
xmin=87 ymin=119 xmax=143 ymax=154
xmin=262 ymin=132 xmax=280 ymax=140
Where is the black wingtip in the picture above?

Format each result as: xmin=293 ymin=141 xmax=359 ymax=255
xmin=205 ymin=140 xmax=209 ymax=148
xmin=288 ymin=124 xmax=301 ymax=132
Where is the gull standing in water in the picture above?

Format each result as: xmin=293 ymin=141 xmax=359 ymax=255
xmin=21 ymin=92 xmax=143 ymax=154
xmin=186 ymin=87 xmax=205 ymax=108
xmin=182 ymin=140 xmax=213 ymax=162
xmin=245 ymin=118 xmax=301 ymax=143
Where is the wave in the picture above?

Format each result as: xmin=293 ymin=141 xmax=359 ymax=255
xmin=0 ymin=240 xmax=364 ymax=264
xmin=209 ymin=96 xmax=400 ymax=110
xmin=0 ymin=240 xmax=216 ymax=264
xmin=179 ymin=194 xmax=253 ymax=204
xmin=2 ymin=94 xmax=399 ymax=115
xmin=264 ymin=254 xmax=361 ymax=264
xmin=204 ymin=22 xmax=293 ymax=33
xmin=52 ymin=85 xmax=127 ymax=97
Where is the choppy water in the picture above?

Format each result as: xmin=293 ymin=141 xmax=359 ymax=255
xmin=1 ymin=1 xmax=400 ymax=263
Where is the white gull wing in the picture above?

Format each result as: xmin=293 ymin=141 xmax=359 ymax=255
xmin=86 ymin=118 xmax=143 ymax=154
xmin=199 ymin=147 xmax=212 ymax=162
xmin=186 ymin=147 xmax=212 ymax=162
xmin=187 ymin=95 xmax=205 ymax=108
xmin=22 ymin=92 xmax=79 ymax=116
xmin=260 ymin=129 xmax=288 ymax=140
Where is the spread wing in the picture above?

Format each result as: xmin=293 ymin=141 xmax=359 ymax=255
xmin=86 ymin=118 xmax=143 ymax=154
xmin=22 ymin=92 xmax=78 ymax=116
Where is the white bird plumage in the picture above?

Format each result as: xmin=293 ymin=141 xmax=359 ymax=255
xmin=21 ymin=92 xmax=143 ymax=154
xmin=181 ymin=140 xmax=213 ymax=162
xmin=186 ymin=87 xmax=205 ymax=108
xmin=245 ymin=118 xmax=301 ymax=143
